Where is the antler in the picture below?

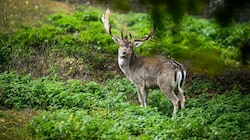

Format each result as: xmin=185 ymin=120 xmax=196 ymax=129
xmin=102 ymin=8 xmax=155 ymax=42
xmin=101 ymin=8 xmax=115 ymax=37
xmin=134 ymin=26 xmax=156 ymax=42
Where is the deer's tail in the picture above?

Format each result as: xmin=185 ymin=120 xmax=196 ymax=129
xmin=176 ymin=70 xmax=186 ymax=93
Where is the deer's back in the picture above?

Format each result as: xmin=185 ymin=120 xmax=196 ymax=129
xmin=129 ymin=56 xmax=180 ymax=88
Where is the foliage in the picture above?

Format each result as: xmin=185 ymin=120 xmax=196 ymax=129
xmin=0 ymin=72 xmax=249 ymax=139
xmin=0 ymin=6 xmax=114 ymax=77
xmin=28 ymin=81 xmax=249 ymax=139
xmin=1 ymin=4 xmax=250 ymax=78
xmin=0 ymin=34 xmax=11 ymax=70
xmin=0 ymin=72 xmax=132 ymax=110
xmin=30 ymin=93 xmax=250 ymax=140
xmin=156 ymin=15 xmax=249 ymax=70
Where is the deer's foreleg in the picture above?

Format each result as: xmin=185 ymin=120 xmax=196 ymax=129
xmin=135 ymin=81 xmax=148 ymax=108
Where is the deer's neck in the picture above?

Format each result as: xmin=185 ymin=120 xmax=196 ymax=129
xmin=118 ymin=53 xmax=137 ymax=78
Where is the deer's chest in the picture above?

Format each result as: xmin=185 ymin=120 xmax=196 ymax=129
xmin=118 ymin=58 xmax=130 ymax=76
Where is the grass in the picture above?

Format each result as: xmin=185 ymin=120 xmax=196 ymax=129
xmin=0 ymin=0 xmax=75 ymax=34
xmin=0 ymin=109 xmax=41 ymax=140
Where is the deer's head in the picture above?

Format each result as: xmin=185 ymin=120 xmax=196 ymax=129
xmin=101 ymin=9 xmax=155 ymax=59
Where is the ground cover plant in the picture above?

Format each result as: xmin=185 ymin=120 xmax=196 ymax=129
xmin=0 ymin=72 xmax=250 ymax=139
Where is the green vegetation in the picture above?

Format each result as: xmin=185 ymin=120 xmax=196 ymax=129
xmin=0 ymin=72 xmax=249 ymax=139
xmin=1 ymin=3 xmax=250 ymax=77
xmin=0 ymin=0 xmax=250 ymax=139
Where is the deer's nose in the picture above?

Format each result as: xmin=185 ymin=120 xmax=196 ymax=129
xmin=122 ymin=50 xmax=127 ymax=54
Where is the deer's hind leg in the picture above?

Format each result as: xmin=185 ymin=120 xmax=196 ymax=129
xmin=176 ymin=89 xmax=185 ymax=109
xmin=159 ymin=85 xmax=179 ymax=115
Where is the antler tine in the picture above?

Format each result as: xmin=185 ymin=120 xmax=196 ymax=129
xmin=108 ymin=25 xmax=113 ymax=36
xmin=135 ymin=25 xmax=156 ymax=42
xmin=120 ymin=31 xmax=124 ymax=39
xmin=129 ymin=33 xmax=133 ymax=41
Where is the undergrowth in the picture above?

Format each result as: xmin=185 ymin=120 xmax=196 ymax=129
xmin=0 ymin=72 xmax=249 ymax=139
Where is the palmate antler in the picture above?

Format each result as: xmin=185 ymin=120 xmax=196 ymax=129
xmin=101 ymin=8 xmax=112 ymax=36
xmin=101 ymin=8 xmax=155 ymax=42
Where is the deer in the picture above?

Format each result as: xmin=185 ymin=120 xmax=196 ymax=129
xmin=101 ymin=9 xmax=186 ymax=116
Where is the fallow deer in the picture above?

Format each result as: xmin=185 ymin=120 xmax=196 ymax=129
xmin=101 ymin=9 xmax=186 ymax=116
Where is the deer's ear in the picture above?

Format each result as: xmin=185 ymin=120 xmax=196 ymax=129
xmin=112 ymin=36 xmax=121 ymax=44
xmin=134 ymin=41 xmax=143 ymax=48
